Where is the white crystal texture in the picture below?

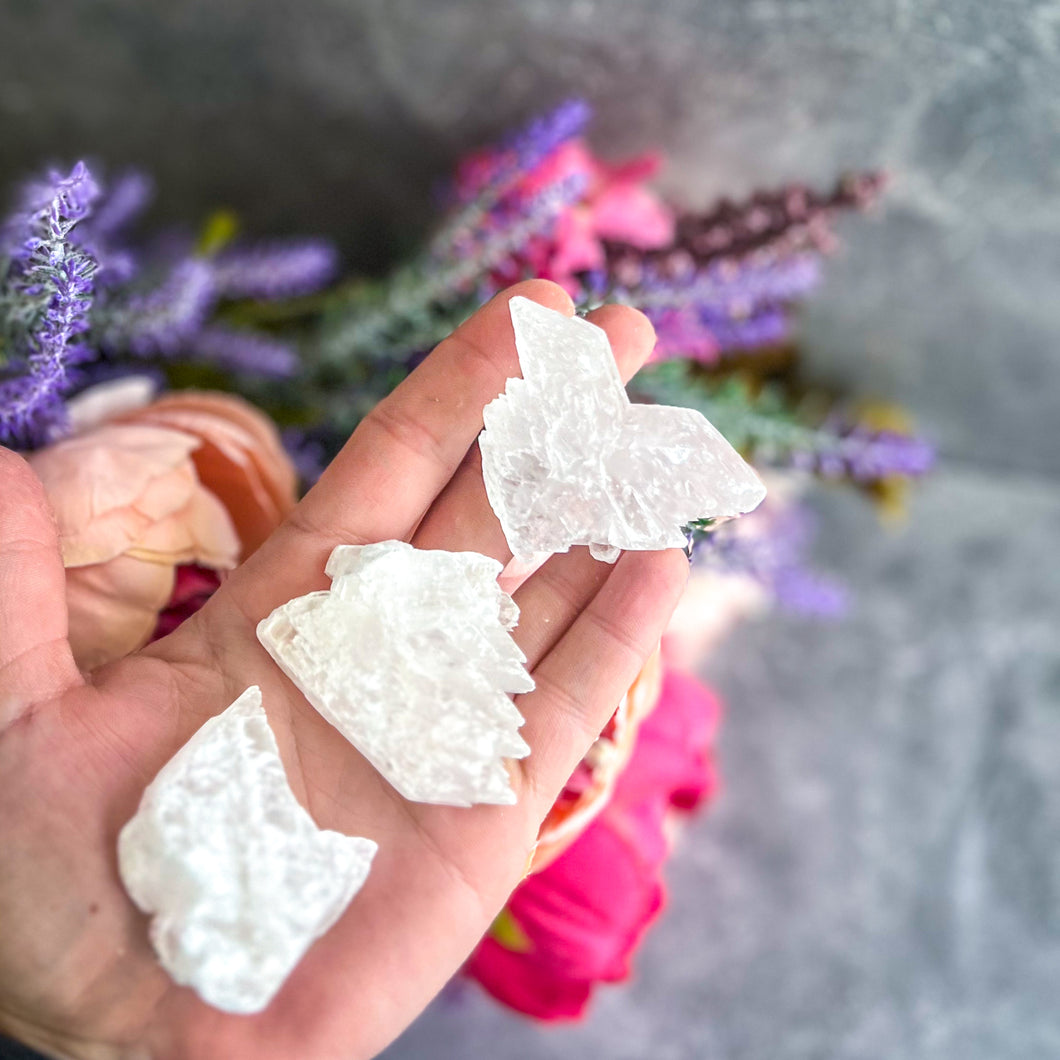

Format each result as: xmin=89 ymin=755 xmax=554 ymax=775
xmin=117 ymin=686 xmax=377 ymax=1015
xmin=257 ymin=541 xmax=534 ymax=807
xmin=479 ymin=296 xmax=767 ymax=562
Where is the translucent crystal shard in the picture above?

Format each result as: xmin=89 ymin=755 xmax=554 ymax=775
xmin=479 ymin=296 xmax=767 ymax=561
xmin=117 ymin=686 xmax=376 ymax=1015
xmin=257 ymin=541 xmax=534 ymax=807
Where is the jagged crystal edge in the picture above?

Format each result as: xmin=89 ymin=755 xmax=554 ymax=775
xmin=479 ymin=295 xmax=767 ymax=563
xmin=117 ymin=685 xmax=377 ymax=1014
xmin=257 ymin=541 xmax=533 ymax=808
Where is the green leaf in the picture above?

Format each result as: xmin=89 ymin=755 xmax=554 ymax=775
xmin=488 ymin=907 xmax=533 ymax=953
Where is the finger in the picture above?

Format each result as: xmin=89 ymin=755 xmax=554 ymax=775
xmin=509 ymin=547 xmax=614 ymax=667
xmin=514 ymin=547 xmax=689 ymax=810
xmin=0 ymin=447 xmax=82 ymax=727
xmin=411 ymin=303 xmax=658 ymax=562
xmin=223 ymin=280 xmax=574 ymax=620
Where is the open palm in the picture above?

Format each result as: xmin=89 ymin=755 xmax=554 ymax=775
xmin=0 ymin=281 xmax=688 ymax=1060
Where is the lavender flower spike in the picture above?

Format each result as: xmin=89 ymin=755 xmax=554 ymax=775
xmin=636 ymin=253 xmax=822 ymax=318
xmin=503 ymin=99 xmax=592 ymax=178
xmin=2 ymin=161 xmax=99 ymax=260
xmin=694 ymin=500 xmax=847 ymax=617
xmin=834 ymin=428 xmax=936 ymax=482
xmin=104 ymin=258 xmax=216 ymax=357
xmin=190 ymin=325 xmax=299 ymax=378
xmin=0 ymin=162 xmax=99 ymax=447
xmin=211 ymin=239 xmax=338 ymax=300
xmin=452 ymin=99 xmax=592 ymax=207
xmin=700 ymin=306 xmax=790 ymax=352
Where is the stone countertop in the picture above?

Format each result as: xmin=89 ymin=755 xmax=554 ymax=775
xmin=384 ymin=466 xmax=1060 ymax=1059
xmin=2 ymin=0 xmax=1058 ymax=476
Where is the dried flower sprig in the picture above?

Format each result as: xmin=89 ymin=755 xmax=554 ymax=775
xmin=314 ymin=101 xmax=594 ymax=371
xmin=599 ymin=172 xmax=883 ymax=364
xmin=317 ymin=170 xmax=587 ymax=368
xmin=188 ymin=325 xmax=299 ymax=378
xmin=99 ymin=258 xmax=216 ymax=357
xmin=437 ymin=98 xmax=592 ymax=244
xmin=0 ymin=162 xmax=99 ymax=447
xmin=0 ymin=107 xmax=932 ymax=632
xmin=210 ymin=240 xmax=339 ymax=301
xmin=0 ymin=163 xmax=341 ymax=448
xmin=605 ymin=253 xmax=821 ymax=363
xmin=672 ymin=171 xmax=887 ymax=266
xmin=693 ymin=501 xmax=848 ymax=616
xmin=632 ymin=362 xmax=935 ymax=485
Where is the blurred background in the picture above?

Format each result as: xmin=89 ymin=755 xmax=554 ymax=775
xmin=2 ymin=2 xmax=1058 ymax=1057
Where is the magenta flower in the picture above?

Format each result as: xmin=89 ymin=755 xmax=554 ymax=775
xmin=456 ymin=137 xmax=675 ymax=295
xmin=464 ymin=666 xmax=720 ymax=1020
xmin=150 ymin=565 xmax=223 ymax=641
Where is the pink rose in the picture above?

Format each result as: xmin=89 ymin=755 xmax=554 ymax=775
xmin=458 ymin=139 xmax=675 ymax=295
xmin=464 ymin=666 xmax=721 ymax=1020
xmin=27 ymin=386 xmax=297 ymax=671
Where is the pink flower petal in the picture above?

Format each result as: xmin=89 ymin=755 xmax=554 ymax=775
xmin=590 ymin=184 xmax=675 ymax=249
xmin=466 ymin=667 xmax=722 ymax=1020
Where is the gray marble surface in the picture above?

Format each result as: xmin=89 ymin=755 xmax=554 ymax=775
xmin=384 ymin=468 xmax=1060 ymax=1060
xmin=2 ymin=0 xmax=1059 ymax=474
xmin=1 ymin=2 xmax=1058 ymax=1057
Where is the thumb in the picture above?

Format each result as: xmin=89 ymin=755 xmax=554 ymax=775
xmin=0 ymin=446 xmax=82 ymax=728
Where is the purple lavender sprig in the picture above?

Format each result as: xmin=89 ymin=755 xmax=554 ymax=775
xmin=631 ymin=254 xmax=822 ymax=318
xmin=2 ymin=161 xmax=100 ymax=257
xmin=693 ymin=501 xmax=848 ymax=617
xmin=450 ymin=98 xmax=592 ymax=208
xmin=0 ymin=162 xmax=99 ymax=447
xmin=189 ymin=325 xmax=299 ymax=378
xmin=211 ymin=239 xmax=339 ymax=300
xmin=100 ymin=257 xmax=215 ymax=357
xmin=318 ymin=101 xmax=592 ymax=366
xmin=599 ymin=173 xmax=883 ymax=361
xmin=607 ymin=250 xmax=820 ymax=315
xmin=697 ymin=306 xmax=790 ymax=353
xmin=88 ymin=171 xmax=153 ymax=237
xmin=800 ymin=424 xmax=936 ymax=481
xmin=446 ymin=171 xmax=590 ymax=295
xmin=602 ymin=251 xmax=821 ymax=363
xmin=633 ymin=364 xmax=935 ymax=485
xmin=320 ymin=172 xmax=588 ymax=364
xmin=430 ymin=99 xmax=591 ymax=261
xmin=646 ymin=303 xmax=792 ymax=361
xmin=94 ymin=231 xmax=333 ymax=373
xmin=496 ymin=98 xmax=591 ymax=182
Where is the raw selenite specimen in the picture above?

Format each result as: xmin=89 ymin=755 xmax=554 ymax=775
xmin=480 ymin=296 xmax=767 ymax=562
xmin=257 ymin=541 xmax=534 ymax=807
xmin=118 ymin=686 xmax=377 ymax=1014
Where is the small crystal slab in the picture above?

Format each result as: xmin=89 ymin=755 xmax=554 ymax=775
xmin=118 ymin=686 xmax=376 ymax=1014
xmin=257 ymin=541 xmax=534 ymax=807
xmin=479 ymin=296 xmax=767 ymax=562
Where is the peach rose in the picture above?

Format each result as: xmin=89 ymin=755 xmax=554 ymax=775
xmin=115 ymin=391 xmax=297 ymax=558
xmin=28 ymin=384 xmax=297 ymax=671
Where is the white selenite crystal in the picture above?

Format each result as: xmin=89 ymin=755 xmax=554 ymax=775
xmin=479 ymin=296 xmax=768 ymax=562
xmin=117 ymin=686 xmax=377 ymax=1015
xmin=257 ymin=541 xmax=534 ymax=807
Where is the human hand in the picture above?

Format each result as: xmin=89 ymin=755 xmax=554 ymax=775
xmin=0 ymin=280 xmax=688 ymax=1060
